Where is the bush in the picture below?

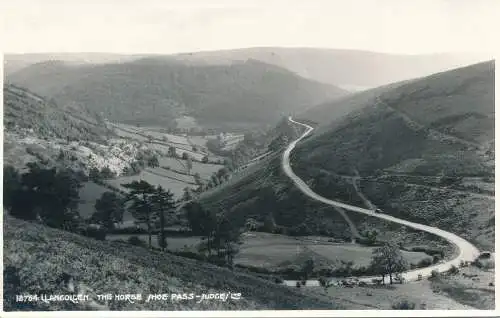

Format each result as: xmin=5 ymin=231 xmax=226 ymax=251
xmin=417 ymin=258 xmax=433 ymax=268
xmin=430 ymin=270 xmax=440 ymax=279
xmin=79 ymin=226 xmax=107 ymax=240
xmin=295 ymin=282 xmax=301 ymax=288
xmin=274 ymin=276 xmax=284 ymax=284
xmin=448 ymin=265 xmax=459 ymax=275
xmin=318 ymin=276 xmax=329 ymax=288
xmin=128 ymin=236 xmax=146 ymax=247
xmin=392 ymin=299 xmax=416 ymax=310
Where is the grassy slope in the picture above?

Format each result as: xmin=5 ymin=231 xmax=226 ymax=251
xmin=3 ymin=84 xmax=111 ymax=143
xmin=7 ymin=59 xmax=347 ymax=128
xmin=3 ymin=215 xmax=340 ymax=311
xmin=292 ymin=61 xmax=495 ymax=250
xmin=200 ymin=61 xmax=494 ymax=254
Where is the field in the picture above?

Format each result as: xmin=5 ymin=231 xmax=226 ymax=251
xmin=235 ymin=232 xmax=429 ymax=269
xmin=107 ymin=170 xmax=191 ymax=198
xmin=111 ymin=122 xmax=222 ymax=162
xmin=78 ymin=182 xmax=110 ymax=219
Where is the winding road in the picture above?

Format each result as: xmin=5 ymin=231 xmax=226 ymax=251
xmin=282 ymin=116 xmax=480 ymax=286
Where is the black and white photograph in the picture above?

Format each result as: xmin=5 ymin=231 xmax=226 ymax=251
xmin=1 ymin=0 xmax=497 ymax=315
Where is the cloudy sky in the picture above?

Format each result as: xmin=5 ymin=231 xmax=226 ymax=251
xmin=2 ymin=0 xmax=498 ymax=55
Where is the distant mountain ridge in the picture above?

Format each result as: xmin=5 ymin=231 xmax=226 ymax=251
xmin=7 ymin=58 xmax=347 ymax=129
xmin=6 ymin=48 xmax=488 ymax=88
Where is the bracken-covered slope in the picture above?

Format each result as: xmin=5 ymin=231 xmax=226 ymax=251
xmin=3 ymin=84 xmax=111 ymax=142
xmin=6 ymin=58 xmax=347 ymax=129
xmin=3 ymin=215 xmax=340 ymax=311
xmin=201 ymin=61 xmax=495 ymax=251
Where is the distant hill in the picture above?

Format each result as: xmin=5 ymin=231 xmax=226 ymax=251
xmin=200 ymin=61 xmax=495 ymax=251
xmin=166 ymin=47 xmax=489 ymax=88
xmin=6 ymin=58 xmax=346 ymax=129
xmin=3 ymin=52 xmax=147 ymax=76
xmin=3 ymin=84 xmax=111 ymax=142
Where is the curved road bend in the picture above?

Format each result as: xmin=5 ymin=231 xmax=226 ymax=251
xmin=282 ymin=117 xmax=480 ymax=287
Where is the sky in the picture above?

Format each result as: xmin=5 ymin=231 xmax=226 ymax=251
xmin=1 ymin=0 xmax=498 ymax=55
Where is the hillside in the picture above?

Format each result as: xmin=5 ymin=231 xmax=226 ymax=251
xmin=3 ymin=53 xmax=147 ymax=76
xmin=200 ymin=61 xmax=495 ymax=252
xmin=6 ymin=58 xmax=347 ymax=129
xmin=166 ymin=47 xmax=488 ymax=89
xmin=3 ymin=84 xmax=111 ymax=142
xmin=3 ymin=215 xmax=340 ymax=311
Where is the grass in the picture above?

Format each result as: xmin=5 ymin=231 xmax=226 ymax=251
xmin=3 ymin=215 xmax=340 ymax=311
xmin=429 ymin=265 xmax=495 ymax=309
xmin=107 ymin=170 xmax=192 ymax=198
xmin=235 ymin=232 xmax=428 ymax=270
xmin=317 ymin=280 xmax=475 ymax=310
xmin=77 ymin=181 xmax=111 ymax=219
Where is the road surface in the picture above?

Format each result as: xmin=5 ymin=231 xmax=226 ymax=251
xmin=282 ymin=117 xmax=480 ymax=286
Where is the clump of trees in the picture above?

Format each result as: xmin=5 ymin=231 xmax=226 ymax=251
xmin=183 ymin=201 xmax=241 ymax=265
xmin=4 ymin=163 xmax=83 ymax=232
xmin=121 ymin=181 xmax=176 ymax=249
xmin=370 ymin=242 xmax=408 ymax=285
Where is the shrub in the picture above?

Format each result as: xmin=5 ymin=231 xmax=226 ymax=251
xmin=274 ymin=276 xmax=284 ymax=284
xmin=295 ymin=282 xmax=301 ymax=288
xmin=417 ymin=258 xmax=433 ymax=268
xmin=128 ymin=236 xmax=146 ymax=247
xmin=301 ymin=280 xmax=306 ymax=286
xmin=430 ymin=270 xmax=440 ymax=279
xmin=392 ymin=299 xmax=416 ymax=310
xmin=318 ymin=276 xmax=329 ymax=288
xmin=448 ymin=265 xmax=459 ymax=275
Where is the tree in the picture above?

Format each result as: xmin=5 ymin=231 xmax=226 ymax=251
xmin=122 ymin=180 xmax=156 ymax=248
xmin=370 ymin=243 xmax=407 ymax=284
xmin=365 ymin=229 xmax=379 ymax=245
xmin=100 ymin=166 xmax=115 ymax=179
xmin=182 ymin=152 xmax=189 ymax=160
xmin=216 ymin=167 xmax=230 ymax=182
xmin=302 ymin=258 xmax=315 ymax=281
xmin=168 ymin=146 xmax=177 ymax=158
xmin=92 ymin=191 xmax=125 ymax=230
xmin=182 ymin=187 xmax=193 ymax=201
xmin=202 ymin=155 xmax=209 ymax=163
xmin=147 ymin=155 xmax=159 ymax=168
xmin=89 ymin=167 xmax=101 ymax=181
xmin=184 ymin=202 xmax=216 ymax=255
xmin=186 ymin=156 xmax=193 ymax=174
xmin=152 ymin=186 xmax=176 ymax=251
xmin=3 ymin=165 xmax=21 ymax=211
xmin=213 ymin=213 xmax=240 ymax=264
xmin=211 ymin=173 xmax=220 ymax=186
xmin=193 ymin=173 xmax=202 ymax=185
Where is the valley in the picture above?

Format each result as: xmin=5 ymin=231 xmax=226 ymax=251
xmin=2 ymin=51 xmax=495 ymax=312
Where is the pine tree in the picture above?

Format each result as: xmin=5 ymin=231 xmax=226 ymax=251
xmin=122 ymin=180 xmax=156 ymax=248
xmin=152 ymin=186 xmax=176 ymax=251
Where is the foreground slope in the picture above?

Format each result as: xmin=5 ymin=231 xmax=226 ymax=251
xmin=3 ymin=215 xmax=339 ymax=311
xmin=6 ymin=58 xmax=346 ymax=129
xmin=201 ymin=61 xmax=495 ymax=252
